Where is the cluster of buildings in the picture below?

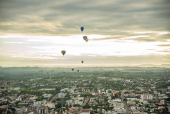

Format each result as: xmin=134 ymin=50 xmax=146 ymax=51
xmin=0 ymin=76 xmax=170 ymax=114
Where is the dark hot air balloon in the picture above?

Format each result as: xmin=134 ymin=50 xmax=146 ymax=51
xmin=80 ymin=27 xmax=84 ymax=32
xmin=61 ymin=50 xmax=66 ymax=56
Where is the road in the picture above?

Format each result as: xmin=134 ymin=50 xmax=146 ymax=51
xmin=77 ymin=97 xmax=90 ymax=114
xmin=121 ymin=90 xmax=131 ymax=114
xmin=50 ymin=93 xmax=58 ymax=102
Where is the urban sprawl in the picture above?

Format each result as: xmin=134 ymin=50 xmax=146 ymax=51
xmin=0 ymin=67 xmax=170 ymax=114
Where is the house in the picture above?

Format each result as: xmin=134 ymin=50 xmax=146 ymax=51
xmin=36 ymin=105 xmax=48 ymax=114
xmin=112 ymin=99 xmax=121 ymax=103
xmin=114 ymin=102 xmax=124 ymax=109
xmin=58 ymin=93 xmax=66 ymax=98
xmin=69 ymin=89 xmax=74 ymax=93
xmin=34 ymin=100 xmax=47 ymax=106
xmin=40 ymin=88 xmax=55 ymax=91
xmin=16 ymin=96 xmax=22 ymax=101
xmin=98 ymin=98 xmax=105 ymax=103
xmin=168 ymin=106 xmax=170 ymax=113
xmin=112 ymin=109 xmax=126 ymax=114
xmin=43 ymin=94 xmax=52 ymax=98
xmin=29 ymin=96 xmax=37 ymax=100
xmin=66 ymin=100 xmax=73 ymax=105
xmin=125 ymin=94 xmax=141 ymax=102
xmin=98 ymin=89 xmax=102 ymax=94
xmin=74 ymin=99 xmax=83 ymax=105
xmin=72 ymin=97 xmax=84 ymax=105
xmin=141 ymin=94 xmax=153 ymax=101
xmin=81 ymin=109 xmax=93 ymax=114
xmin=160 ymin=100 xmax=165 ymax=105
xmin=67 ymin=107 xmax=78 ymax=113
xmin=0 ymin=105 xmax=8 ymax=114
xmin=77 ymin=97 xmax=84 ymax=101
xmin=13 ymin=87 xmax=20 ymax=91
xmin=131 ymin=109 xmax=144 ymax=114
xmin=130 ymin=106 xmax=137 ymax=110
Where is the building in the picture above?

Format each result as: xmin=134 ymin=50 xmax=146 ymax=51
xmin=81 ymin=109 xmax=93 ymax=114
xmin=141 ymin=94 xmax=153 ymax=101
xmin=46 ymin=102 xmax=55 ymax=108
xmin=43 ymin=94 xmax=52 ymax=98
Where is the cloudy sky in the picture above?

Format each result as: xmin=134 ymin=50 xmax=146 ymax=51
xmin=0 ymin=0 xmax=170 ymax=67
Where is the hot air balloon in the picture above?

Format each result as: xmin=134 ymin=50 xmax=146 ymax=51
xmin=83 ymin=36 xmax=87 ymax=40
xmin=61 ymin=50 xmax=66 ymax=56
xmin=85 ymin=38 xmax=89 ymax=42
xmin=72 ymin=68 xmax=74 ymax=71
xmin=80 ymin=27 xmax=84 ymax=32
xmin=81 ymin=60 xmax=84 ymax=64
xmin=83 ymin=36 xmax=89 ymax=42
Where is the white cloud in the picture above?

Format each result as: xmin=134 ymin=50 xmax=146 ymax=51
xmin=4 ymin=42 xmax=23 ymax=44
xmin=158 ymin=32 xmax=168 ymax=35
xmin=1 ymin=35 xmax=169 ymax=60
xmin=121 ymin=36 xmax=149 ymax=40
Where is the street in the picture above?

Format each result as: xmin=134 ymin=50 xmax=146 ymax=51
xmin=121 ymin=91 xmax=131 ymax=114
xmin=77 ymin=97 xmax=90 ymax=114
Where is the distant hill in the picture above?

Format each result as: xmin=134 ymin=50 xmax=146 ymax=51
xmin=138 ymin=64 xmax=170 ymax=68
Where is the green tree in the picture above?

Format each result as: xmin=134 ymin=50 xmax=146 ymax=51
xmin=55 ymin=102 xmax=62 ymax=108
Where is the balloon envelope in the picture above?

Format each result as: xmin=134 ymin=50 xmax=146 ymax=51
xmin=61 ymin=50 xmax=66 ymax=56
xmin=83 ymin=36 xmax=89 ymax=42
xmin=80 ymin=27 xmax=84 ymax=32
xmin=83 ymin=36 xmax=87 ymax=40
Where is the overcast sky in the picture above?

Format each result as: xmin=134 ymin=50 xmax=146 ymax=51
xmin=0 ymin=0 xmax=170 ymax=67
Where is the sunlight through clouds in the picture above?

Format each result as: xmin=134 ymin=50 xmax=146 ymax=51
xmin=1 ymin=35 xmax=169 ymax=60
xmin=0 ymin=0 xmax=170 ymax=66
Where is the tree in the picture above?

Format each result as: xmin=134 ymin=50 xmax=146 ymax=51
xmin=73 ymin=104 xmax=81 ymax=107
xmin=92 ymin=105 xmax=98 ymax=111
xmin=90 ymin=111 xmax=94 ymax=114
xmin=55 ymin=102 xmax=62 ymax=108
xmin=123 ymin=98 xmax=127 ymax=101
xmin=83 ymin=103 xmax=91 ymax=109
xmin=52 ymin=99 xmax=56 ymax=103
xmin=124 ymin=91 xmax=130 ymax=94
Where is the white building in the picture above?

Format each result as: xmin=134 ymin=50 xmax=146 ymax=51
xmin=114 ymin=103 xmax=124 ymax=109
xmin=113 ymin=99 xmax=121 ymax=103
xmin=46 ymin=102 xmax=55 ymax=108
xmin=34 ymin=100 xmax=47 ymax=106
xmin=16 ymin=96 xmax=22 ymax=101
xmin=66 ymin=100 xmax=73 ymax=105
xmin=130 ymin=106 xmax=136 ymax=110
xmin=98 ymin=89 xmax=102 ymax=94
xmin=141 ymin=94 xmax=153 ymax=101
xmin=43 ymin=94 xmax=52 ymax=98
xmin=13 ymin=87 xmax=20 ymax=91
xmin=58 ymin=93 xmax=66 ymax=98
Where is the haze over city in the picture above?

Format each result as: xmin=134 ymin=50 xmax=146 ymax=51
xmin=0 ymin=0 xmax=170 ymax=67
